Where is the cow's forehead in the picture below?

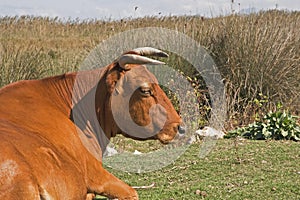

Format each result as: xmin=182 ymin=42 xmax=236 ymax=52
xmin=124 ymin=65 xmax=158 ymax=85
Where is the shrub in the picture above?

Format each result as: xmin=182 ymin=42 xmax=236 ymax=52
xmin=226 ymin=105 xmax=300 ymax=141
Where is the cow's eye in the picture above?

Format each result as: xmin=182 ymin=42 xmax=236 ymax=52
xmin=139 ymin=86 xmax=152 ymax=96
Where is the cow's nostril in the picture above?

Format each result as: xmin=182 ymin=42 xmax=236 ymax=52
xmin=178 ymin=125 xmax=186 ymax=134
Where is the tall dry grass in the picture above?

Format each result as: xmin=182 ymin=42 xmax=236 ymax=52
xmin=0 ymin=10 xmax=299 ymax=128
xmin=205 ymin=11 xmax=300 ymax=127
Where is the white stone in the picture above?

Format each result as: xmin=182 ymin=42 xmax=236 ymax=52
xmin=103 ymin=146 xmax=118 ymax=157
xmin=195 ymin=126 xmax=225 ymax=139
xmin=133 ymin=150 xmax=143 ymax=155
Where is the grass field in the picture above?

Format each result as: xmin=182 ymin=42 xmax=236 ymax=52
xmin=0 ymin=10 xmax=299 ymax=200
xmin=106 ymin=139 xmax=300 ymax=199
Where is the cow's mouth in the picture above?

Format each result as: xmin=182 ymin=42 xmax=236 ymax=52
xmin=156 ymin=123 xmax=185 ymax=144
xmin=156 ymin=132 xmax=177 ymax=144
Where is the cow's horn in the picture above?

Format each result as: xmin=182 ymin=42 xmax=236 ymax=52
xmin=118 ymin=54 xmax=166 ymax=70
xmin=131 ymin=47 xmax=169 ymax=57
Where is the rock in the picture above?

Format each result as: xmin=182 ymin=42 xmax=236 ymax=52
xmin=195 ymin=126 xmax=225 ymax=139
xmin=188 ymin=127 xmax=225 ymax=144
xmin=187 ymin=135 xmax=197 ymax=144
xmin=195 ymin=189 xmax=207 ymax=197
xmin=133 ymin=150 xmax=143 ymax=155
xmin=103 ymin=146 xmax=118 ymax=157
xmin=200 ymin=191 xmax=207 ymax=197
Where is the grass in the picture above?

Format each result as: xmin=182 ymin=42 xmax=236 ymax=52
xmin=0 ymin=11 xmax=299 ymax=200
xmin=104 ymin=139 xmax=300 ymax=199
xmin=1 ymin=11 xmax=299 ymax=127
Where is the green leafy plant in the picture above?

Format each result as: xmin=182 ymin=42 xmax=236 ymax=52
xmin=226 ymin=107 xmax=300 ymax=141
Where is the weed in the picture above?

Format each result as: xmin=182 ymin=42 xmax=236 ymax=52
xmin=226 ymin=104 xmax=300 ymax=141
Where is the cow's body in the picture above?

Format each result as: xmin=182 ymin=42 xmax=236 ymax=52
xmin=0 ymin=47 xmax=183 ymax=199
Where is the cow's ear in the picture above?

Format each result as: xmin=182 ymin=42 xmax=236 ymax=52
xmin=108 ymin=47 xmax=168 ymax=94
xmin=105 ymin=64 xmax=126 ymax=95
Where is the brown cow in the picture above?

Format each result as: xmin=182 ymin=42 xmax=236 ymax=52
xmin=0 ymin=47 xmax=184 ymax=199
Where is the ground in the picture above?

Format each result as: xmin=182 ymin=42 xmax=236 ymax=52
xmin=100 ymin=139 xmax=300 ymax=199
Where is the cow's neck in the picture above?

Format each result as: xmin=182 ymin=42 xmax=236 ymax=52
xmin=94 ymin=64 xmax=124 ymax=140
xmin=45 ymin=67 xmax=116 ymax=154
xmin=42 ymin=73 xmax=76 ymax=116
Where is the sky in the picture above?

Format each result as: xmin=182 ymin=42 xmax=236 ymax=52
xmin=0 ymin=0 xmax=299 ymax=20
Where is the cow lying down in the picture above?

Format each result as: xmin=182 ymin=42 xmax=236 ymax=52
xmin=0 ymin=47 xmax=185 ymax=200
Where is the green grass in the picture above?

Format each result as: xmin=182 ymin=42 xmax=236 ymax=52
xmin=104 ymin=139 xmax=300 ymax=199
xmin=0 ymin=12 xmax=299 ymax=199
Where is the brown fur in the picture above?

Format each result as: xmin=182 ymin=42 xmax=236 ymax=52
xmin=0 ymin=60 xmax=181 ymax=199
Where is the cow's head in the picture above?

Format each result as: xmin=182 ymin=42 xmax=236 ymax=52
xmin=96 ymin=47 xmax=185 ymax=144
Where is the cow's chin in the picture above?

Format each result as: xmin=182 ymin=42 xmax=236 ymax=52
xmin=156 ymin=132 xmax=178 ymax=144
xmin=119 ymin=131 xmax=177 ymax=144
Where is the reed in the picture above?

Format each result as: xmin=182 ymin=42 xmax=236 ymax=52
xmin=1 ymin=10 xmax=299 ymax=128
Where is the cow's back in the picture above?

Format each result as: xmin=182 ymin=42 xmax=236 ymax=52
xmin=0 ymin=80 xmax=89 ymax=199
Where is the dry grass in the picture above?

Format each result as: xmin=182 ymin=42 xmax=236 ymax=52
xmin=1 ymin=11 xmax=299 ymax=200
xmin=0 ymin=10 xmax=299 ymax=128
